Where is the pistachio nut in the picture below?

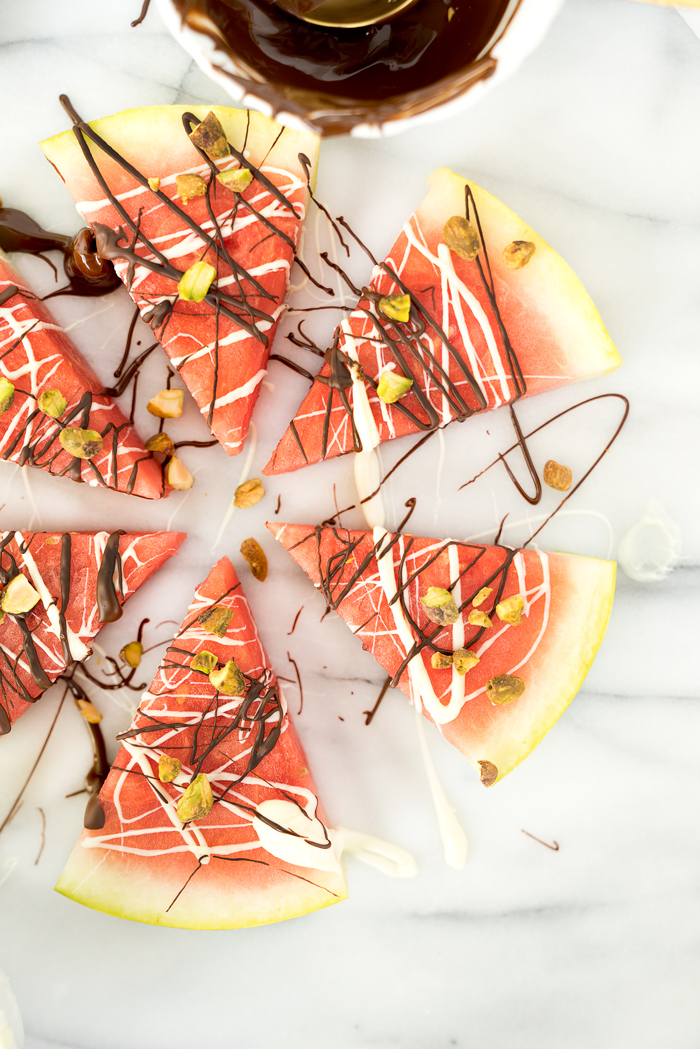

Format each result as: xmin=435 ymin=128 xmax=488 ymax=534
xmin=59 ymin=427 xmax=103 ymax=460
xmin=197 ymin=605 xmax=233 ymax=638
xmin=175 ymin=173 xmax=207 ymax=202
xmin=158 ymin=755 xmax=182 ymax=784
xmin=502 ymin=240 xmax=536 ymax=269
xmin=178 ymin=260 xmax=217 ymax=302
xmin=120 ymin=641 xmax=143 ymax=668
xmin=188 ymin=111 xmax=231 ymax=160
xmin=166 ymin=455 xmax=194 ymax=491
xmin=240 ymin=537 xmax=268 ymax=581
xmin=485 ymin=674 xmax=525 ymax=705
xmin=0 ymin=378 xmax=14 ymax=415
xmin=496 ymin=595 xmax=524 ymax=625
xmin=442 ymin=215 xmax=480 ymax=261
xmin=378 ymin=293 xmax=411 ymax=324
xmin=1 ymin=574 xmax=41 ymax=615
xmin=376 ymin=370 xmax=413 ymax=405
xmin=209 ymin=659 xmax=245 ymax=696
xmin=38 ymin=389 xmax=66 ymax=419
xmin=190 ymin=650 xmax=218 ymax=675
xmin=176 ymin=773 xmax=214 ymax=823
xmin=420 ymin=587 xmax=459 ymax=626
xmin=234 ymin=478 xmax=265 ymax=509
xmin=147 ymin=389 xmax=184 ymax=419
xmin=217 ymin=168 xmax=253 ymax=193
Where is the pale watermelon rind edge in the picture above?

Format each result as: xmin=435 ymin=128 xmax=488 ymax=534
xmin=54 ymin=845 xmax=348 ymax=930
xmin=424 ymin=167 xmax=622 ymax=381
xmin=39 ymin=104 xmax=321 ymax=196
xmin=474 ymin=554 xmax=617 ymax=783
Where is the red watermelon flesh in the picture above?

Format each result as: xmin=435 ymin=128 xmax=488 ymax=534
xmin=0 ymin=252 xmax=166 ymax=498
xmin=268 ymin=522 xmax=616 ymax=783
xmin=0 ymin=529 xmax=185 ymax=734
xmin=55 ymin=556 xmax=348 ymax=929
xmin=40 ymin=106 xmax=320 ymax=457
xmin=264 ymin=167 xmax=622 ymax=474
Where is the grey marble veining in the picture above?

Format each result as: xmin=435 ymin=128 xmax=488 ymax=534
xmin=0 ymin=1 xmax=699 ymax=1047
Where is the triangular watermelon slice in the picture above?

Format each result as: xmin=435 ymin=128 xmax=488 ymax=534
xmin=0 ymin=251 xmax=166 ymax=498
xmin=268 ymin=522 xmax=616 ymax=784
xmin=40 ymin=106 xmax=320 ymax=457
xmin=264 ymin=167 xmax=622 ymax=474
xmin=55 ymin=556 xmax=347 ymax=929
xmin=0 ymin=529 xmax=185 ymax=734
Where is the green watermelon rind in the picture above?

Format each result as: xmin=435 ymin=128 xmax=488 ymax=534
xmin=54 ymin=849 xmax=346 ymax=930
xmin=40 ymin=104 xmax=320 ymax=206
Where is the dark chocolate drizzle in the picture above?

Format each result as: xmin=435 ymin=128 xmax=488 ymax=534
xmin=289 ymin=185 xmax=523 ymax=464
xmin=0 ymin=529 xmax=126 ymax=731
xmin=62 ymin=675 xmax=109 ymax=829
xmin=56 ymin=97 xmax=312 ymax=443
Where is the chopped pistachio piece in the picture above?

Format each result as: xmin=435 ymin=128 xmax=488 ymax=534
xmin=166 ymin=455 xmax=194 ymax=491
xmin=234 ymin=478 xmax=265 ymax=509
xmin=453 ymin=649 xmax=480 ymax=676
xmin=442 ymin=215 xmax=480 ymax=261
xmin=503 ymin=240 xmax=536 ymax=269
xmin=176 ymin=773 xmax=214 ymax=823
xmin=209 ymin=659 xmax=245 ymax=696
xmin=543 ymin=459 xmax=572 ymax=492
xmin=1 ymin=574 xmax=41 ymax=615
xmin=472 ymin=586 xmax=493 ymax=608
xmin=378 ymin=293 xmax=411 ymax=324
xmin=0 ymin=378 xmax=14 ymax=414
xmin=197 ymin=605 xmax=233 ymax=637
xmin=77 ymin=698 xmax=102 ymax=724
xmin=158 ymin=754 xmax=182 ymax=783
xmin=486 ymin=674 xmax=525 ymax=705
xmin=496 ymin=595 xmax=524 ymax=625
xmin=376 ymin=370 xmax=413 ymax=405
xmin=120 ymin=641 xmax=143 ymax=668
xmin=468 ymin=609 xmax=492 ymax=629
xmin=145 ymin=432 xmax=175 ymax=456
xmin=59 ymin=427 xmax=103 ymax=460
xmin=478 ymin=760 xmax=499 ymax=787
xmin=178 ymin=260 xmax=217 ymax=302
xmin=240 ymin=538 xmax=268 ymax=581
xmin=38 ymin=389 xmax=66 ymax=419
xmin=430 ymin=651 xmax=453 ymax=670
xmin=420 ymin=587 xmax=459 ymax=626
xmin=175 ymin=173 xmax=208 ymax=202
xmin=190 ymin=650 xmax=217 ymax=675
xmin=148 ymin=176 xmax=161 ymax=193
xmin=147 ymin=388 xmax=184 ymax=419
xmin=217 ymin=168 xmax=253 ymax=193
xmin=188 ymin=111 xmax=230 ymax=160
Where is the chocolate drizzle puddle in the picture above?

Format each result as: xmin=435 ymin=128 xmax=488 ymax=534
xmin=0 ymin=207 xmax=120 ymax=298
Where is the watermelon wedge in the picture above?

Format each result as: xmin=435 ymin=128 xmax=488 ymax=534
xmin=0 ymin=529 xmax=185 ymax=734
xmin=264 ymin=167 xmax=621 ymax=474
xmin=40 ymin=106 xmax=320 ymax=456
xmin=56 ymin=556 xmax=348 ymax=929
xmin=0 ymin=252 xmax=166 ymax=498
xmin=268 ymin=522 xmax=616 ymax=783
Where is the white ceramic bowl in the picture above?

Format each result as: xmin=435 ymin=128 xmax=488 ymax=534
xmin=155 ymin=0 xmax=565 ymax=136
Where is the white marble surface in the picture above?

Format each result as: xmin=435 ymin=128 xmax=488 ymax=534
xmin=0 ymin=1 xmax=699 ymax=1047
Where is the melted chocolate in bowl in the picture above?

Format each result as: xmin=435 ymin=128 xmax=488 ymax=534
xmin=171 ymin=0 xmax=514 ymax=134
